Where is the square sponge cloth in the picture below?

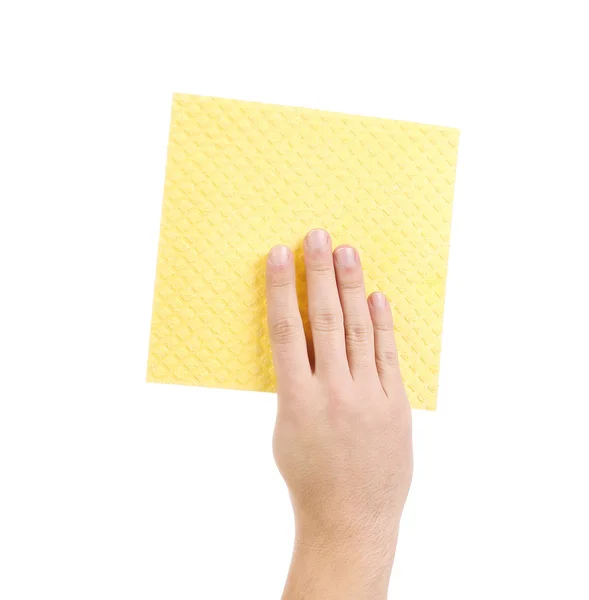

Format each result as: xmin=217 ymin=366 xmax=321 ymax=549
xmin=148 ymin=94 xmax=459 ymax=410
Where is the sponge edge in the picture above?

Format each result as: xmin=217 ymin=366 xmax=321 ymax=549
xmin=147 ymin=94 xmax=459 ymax=410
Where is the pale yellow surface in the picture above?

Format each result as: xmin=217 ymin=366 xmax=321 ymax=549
xmin=148 ymin=94 xmax=459 ymax=410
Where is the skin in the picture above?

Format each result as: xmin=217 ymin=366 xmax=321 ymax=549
xmin=266 ymin=229 xmax=414 ymax=600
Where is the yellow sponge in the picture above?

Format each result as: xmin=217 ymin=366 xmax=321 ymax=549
xmin=148 ymin=94 xmax=459 ymax=410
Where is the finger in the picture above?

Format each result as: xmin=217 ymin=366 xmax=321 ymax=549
xmin=333 ymin=246 xmax=377 ymax=379
xmin=303 ymin=229 xmax=347 ymax=374
xmin=368 ymin=292 xmax=402 ymax=396
xmin=266 ymin=245 xmax=312 ymax=387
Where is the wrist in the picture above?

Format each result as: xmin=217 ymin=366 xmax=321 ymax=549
xmin=283 ymin=540 xmax=394 ymax=600
xmin=282 ymin=524 xmax=399 ymax=600
xmin=294 ymin=508 xmax=401 ymax=560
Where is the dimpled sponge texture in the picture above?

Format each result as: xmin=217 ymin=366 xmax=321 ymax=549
xmin=148 ymin=94 xmax=459 ymax=410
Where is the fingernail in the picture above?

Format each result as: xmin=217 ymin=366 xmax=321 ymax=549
xmin=335 ymin=247 xmax=356 ymax=266
xmin=306 ymin=229 xmax=328 ymax=248
xmin=371 ymin=292 xmax=387 ymax=308
xmin=268 ymin=245 xmax=290 ymax=266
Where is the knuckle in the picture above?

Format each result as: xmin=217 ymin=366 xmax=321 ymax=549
xmin=327 ymin=387 xmax=349 ymax=408
xmin=309 ymin=262 xmax=333 ymax=275
xmin=338 ymin=279 xmax=364 ymax=292
xmin=345 ymin=323 xmax=371 ymax=344
xmin=271 ymin=317 xmax=302 ymax=344
xmin=374 ymin=322 xmax=393 ymax=334
xmin=269 ymin=273 xmax=293 ymax=289
xmin=377 ymin=347 xmax=399 ymax=367
xmin=312 ymin=310 xmax=342 ymax=333
xmin=323 ymin=377 xmax=353 ymax=407
xmin=388 ymin=398 xmax=413 ymax=434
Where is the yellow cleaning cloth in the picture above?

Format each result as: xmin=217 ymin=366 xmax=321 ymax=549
xmin=148 ymin=94 xmax=459 ymax=410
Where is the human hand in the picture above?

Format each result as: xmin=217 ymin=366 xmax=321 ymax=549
xmin=266 ymin=229 xmax=413 ymax=599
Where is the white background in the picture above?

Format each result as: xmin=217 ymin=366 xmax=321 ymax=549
xmin=1 ymin=2 xmax=588 ymax=598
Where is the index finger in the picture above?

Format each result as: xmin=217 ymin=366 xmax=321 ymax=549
xmin=266 ymin=245 xmax=312 ymax=388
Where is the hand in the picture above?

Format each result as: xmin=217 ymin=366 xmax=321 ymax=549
xmin=266 ymin=229 xmax=413 ymax=599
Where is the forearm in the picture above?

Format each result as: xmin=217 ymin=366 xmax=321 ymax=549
xmin=282 ymin=532 xmax=398 ymax=600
